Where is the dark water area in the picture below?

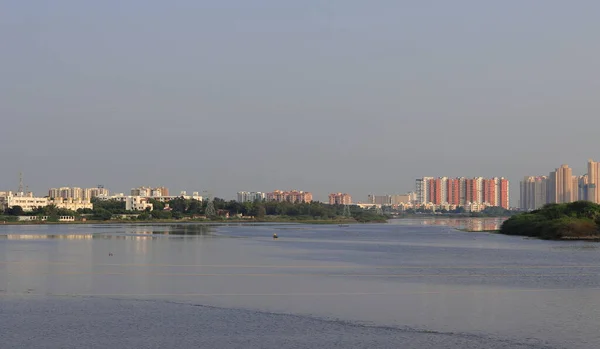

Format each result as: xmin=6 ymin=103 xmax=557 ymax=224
xmin=1 ymin=219 xmax=600 ymax=348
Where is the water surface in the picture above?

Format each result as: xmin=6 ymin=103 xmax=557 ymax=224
xmin=1 ymin=219 xmax=599 ymax=348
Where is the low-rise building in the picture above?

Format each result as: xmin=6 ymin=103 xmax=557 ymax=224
xmin=0 ymin=193 xmax=48 ymax=212
xmin=125 ymin=196 xmax=153 ymax=211
xmin=48 ymin=198 xmax=93 ymax=211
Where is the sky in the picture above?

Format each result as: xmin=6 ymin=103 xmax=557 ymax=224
xmin=2 ymin=1 xmax=600 ymax=205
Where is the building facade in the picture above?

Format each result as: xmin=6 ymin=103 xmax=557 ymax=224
xmin=49 ymin=187 xmax=109 ymax=200
xmin=0 ymin=192 xmax=48 ymax=212
xmin=415 ymin=176 xmax=509 ymax=209
xmin=48 ymin=198 xmax=93 ymax=211
xmin=131 ymin=186 xmax=170 ymax=197
xmin=125 ymin=196 xmax=154 ymax=211
xmin=328 ymin=193 xmax=352 ymax=205
xmin=237 ymin=191 xmax=266 ymax=203
xmin=548 ymin=164 xmax=574 ymax=204
xmin=266 ymin=190 xmax=313 ymax=204
xmin=586 ymin=159 xmax=600 ymax=203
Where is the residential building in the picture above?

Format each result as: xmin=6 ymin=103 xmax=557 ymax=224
xmin=267 ymin=190 xmax=313 ymax=204
xmin=447 ymin=178 xmax=460 ymax=206
xmin=328 ymin=193 xmax=352 ymax=205
xmin=84 ymin=187 xmax=110 ymax=200
xmin=578 ymin=175 xmax=589 ymax=202
xmin=237 ymin=191 xmax=266 ymax=203
xmin=548 ymin=165 xmax=574 ymax=203
xmin=125 ymin=196 xmax=154 ymax=211
xmin=49 ymin=186 xmax=107 ymax=200
xmin=482 ymin=178 xmax=497 ymax=206
xmin=586 ymin=159 xmax=600 ymax=203
xmin=368 ymin=194 xmax=392 ymax=205
xmin=415 ymin=176 xmax=509 ymax=209
xmin=131 ymin=186 xmax=170 ymax=197
xmin=415 ymin=177 xmax=433 ymax=204
xmin=498 ymin=177 xmax=509 ymax=209
xmin=390 ymin=194 xmax=411 ymax=205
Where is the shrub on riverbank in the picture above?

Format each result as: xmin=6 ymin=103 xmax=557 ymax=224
xmin=500 ymin=201 xmax=600 ymax=239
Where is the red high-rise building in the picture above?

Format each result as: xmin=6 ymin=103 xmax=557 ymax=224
xmin=465 ymin=178 xmax=479 ymax=203
xmin=428 ymin=178 xmax=443 ymax=204
xmin=498 ymin=178 xmax=509 ymax=209
xmin=447 ymin=178 xmax=460 ymax=205
xmin=482 ymin=179 xmax=497 ymax=206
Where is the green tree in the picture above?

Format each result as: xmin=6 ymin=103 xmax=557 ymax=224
xmin=6 ymin=206 xmax=24 ymax=216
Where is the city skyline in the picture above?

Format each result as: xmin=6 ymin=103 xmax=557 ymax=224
xmin=3 ymin=2 xmax=600 ymax=206
xmin=520 ymin=159 xmax=600 ymax=210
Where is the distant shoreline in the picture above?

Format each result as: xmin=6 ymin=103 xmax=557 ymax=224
xmin=0 ymin=218 xmax=386 ymax=226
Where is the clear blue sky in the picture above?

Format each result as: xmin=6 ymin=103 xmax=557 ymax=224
xmin=2 ymin=1 xmax=600 ymax=204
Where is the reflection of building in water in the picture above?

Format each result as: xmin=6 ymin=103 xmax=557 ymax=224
xmin=417 ymin=217 xmax=506 ymax=231
xmin=6 ymin=234 xmax=94 ymax=240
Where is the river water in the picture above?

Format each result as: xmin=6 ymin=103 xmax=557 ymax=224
xmin=1 ymin=219 xmax=599 ymax=348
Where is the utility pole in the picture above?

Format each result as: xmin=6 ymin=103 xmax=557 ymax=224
xmin=343 ymin=204 xmax=351 ymax=218
xmin=203 ymin=191 xmax=216 ymax=217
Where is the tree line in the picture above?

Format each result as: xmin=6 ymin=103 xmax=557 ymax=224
xmin=500 ymin=201 xmax=600 ymax=239
xmin=1 ymin=198 xmax=388 ymax=223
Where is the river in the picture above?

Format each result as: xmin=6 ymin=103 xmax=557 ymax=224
xmin=1 ymin=219 xmax=599 ymax=348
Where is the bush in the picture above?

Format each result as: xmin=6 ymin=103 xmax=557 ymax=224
xmin=500 ymin=201 xmax=600 ymax=239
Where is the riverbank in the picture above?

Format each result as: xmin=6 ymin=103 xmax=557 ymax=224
xmin=499 ymin=201 xmax=600 ymax=240
xmin=0 ymin=217 xmax=386 ymax=226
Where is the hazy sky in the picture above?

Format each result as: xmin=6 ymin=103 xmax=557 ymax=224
xmin=2 ymin=1 xmax=600 ymax=204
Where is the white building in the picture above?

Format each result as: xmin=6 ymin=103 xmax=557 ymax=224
xmin=0 ymin=192 xmax=48 ymax=212
xmin=237 ymin=191 xmax=266 ymax=203
xmin=125 ymin=196 xmax=153 ymax=211
xmin=48 ymin=198 xmax=93 ymax=211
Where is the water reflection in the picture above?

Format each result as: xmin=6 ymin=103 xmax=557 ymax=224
xmin=0 ymin=224 xmax=213 ymax=240
xmin=390 ymin=217 xmax=507 ymax=231
xmin=120 ymin=224 xmax=212 ymax=236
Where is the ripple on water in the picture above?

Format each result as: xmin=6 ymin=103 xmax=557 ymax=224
xmin=0 ymin=297 xmax=556 ymax=349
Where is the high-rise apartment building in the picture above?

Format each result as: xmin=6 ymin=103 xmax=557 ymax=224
xmin=415 ymin=176 xmax=509 ymax=208
xmin=84 ymin=187 xmax=110 ymax=200
xmin=415 ymin=177 xmax=433 ymax=204
xmin=465 ymin=178 xmax=480 ymax=204
xmin=578 ymin=175 xmax=589 ymax=202
xmin=548 ymin=165 xmax=574 ymax=203
xmin=368 ymin=194 xmax=390 ymax=205
xmin=520 ymin=161 xmax=600 ymax=209
xmin=328 ymin=193 xmax=352 ymax=205
xmin=49 ymin=186 xmax=107 ymax=200
xmin=482 ymin=178 xmax=496 ymax=206
xmin=498 ymin=177 xmax=509 ymax=209
xmin=586 ymin=159 xmax=600 ymax=203
xmin=267 ymin=190 xmax=313 ymax=204
xmin=131 ymin=186 xmax=170 ymax=197
xmin=447 ymin=178 xmax=460 ymax=205
xmin=237 ymin=191 xmax=266 ymax=203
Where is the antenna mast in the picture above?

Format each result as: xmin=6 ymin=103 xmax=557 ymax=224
xmin=18 ymin=172 xmax=24 ymax=193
